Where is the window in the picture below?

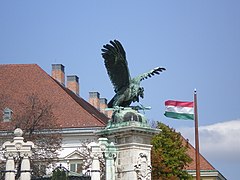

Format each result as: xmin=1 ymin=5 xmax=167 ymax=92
xmin=3 ymin=107 xmax=12 ymax=122
xmin=70 ymin=163 xmax=82 ymax=173
xmin=70 ymin=163 xmax=76 ymax=172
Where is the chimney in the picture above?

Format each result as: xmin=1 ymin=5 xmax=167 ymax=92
xmin=99 ymin=98 xmax=112 ymax=118
xmin=99 ymin=98 xmax=107 ymax=113
xmin=52 ymin=64 xmax=65 ymax=85
xmin=89 ymin=92 xmax=100 ymax=110
xmin=67 ymin=75 xmax=79 ymax=96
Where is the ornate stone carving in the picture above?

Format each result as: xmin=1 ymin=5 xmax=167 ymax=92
xmin=134 ymin=153 xmax=152 ymax=180
xmin=2 ymin=128 xmax=34 ymax=180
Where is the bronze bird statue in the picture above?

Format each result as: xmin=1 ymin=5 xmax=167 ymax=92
xmin=101 ymin=40 xmax=166 ymax=108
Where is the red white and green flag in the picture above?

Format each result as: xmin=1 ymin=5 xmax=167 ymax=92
xmin=164 ymin=100 xmax=194 ymax=120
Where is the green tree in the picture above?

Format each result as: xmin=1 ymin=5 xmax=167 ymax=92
xmin=151 ymin=122 xmax=192 ymax=180
xmin=51 ymin=168 xmax=68 ymax=180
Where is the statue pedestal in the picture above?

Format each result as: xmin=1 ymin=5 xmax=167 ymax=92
xmin=96 ymin=108 xmax=160 ymax=180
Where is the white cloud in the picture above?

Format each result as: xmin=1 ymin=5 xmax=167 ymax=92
xmin=178 ymin=119 xmax=240 ymax=162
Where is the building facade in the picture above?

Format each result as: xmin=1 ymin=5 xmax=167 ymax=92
xmin=0 ymin=64 xmax=226 ymax=179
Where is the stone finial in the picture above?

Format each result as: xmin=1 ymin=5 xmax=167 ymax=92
xmin=14 ymin=128 xmax=23 ymax=137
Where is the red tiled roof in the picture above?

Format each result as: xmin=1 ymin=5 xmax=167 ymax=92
xmin=0 ymin=64 xmax=108 ymax=130
xmin=183 ymin=138 xmax=215 ymax=171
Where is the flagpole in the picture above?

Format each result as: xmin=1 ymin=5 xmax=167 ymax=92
xmin=194 ymin=89 xmax=201 ymax=180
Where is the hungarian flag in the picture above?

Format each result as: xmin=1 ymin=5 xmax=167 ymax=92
xmin=164 ymin=100 xmax=194 ymax=120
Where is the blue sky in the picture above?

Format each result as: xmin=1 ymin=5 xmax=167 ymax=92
xmin=0 ymin=1 xmax=239 ymax=179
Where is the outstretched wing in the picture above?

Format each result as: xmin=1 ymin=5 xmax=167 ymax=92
xmin=136 ymin=67 xmax=166 ymax=81
xmin=101 ymin=40 xmax=130 ymax=92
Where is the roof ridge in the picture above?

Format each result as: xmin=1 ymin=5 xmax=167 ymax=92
xmin=189 ymin=141 xmax=215 ymax=170
xmin=0 ymin=63 xmax=38 ymax=66
xmin=50 ymin=77 xmax=109 ymax=125
xmin=182 ymin=136 xmax=215 ymax=170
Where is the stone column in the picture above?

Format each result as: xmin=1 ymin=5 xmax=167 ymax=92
xmin=90 ymin=142 xmax=101 ymax=180
xmin=2 ymin=128 xmax=34 ymax=180
xmin=98 ymin=138 xmax=117 ymax=180
xmin=4 ymin=153 xmax=15 ymax=180
xmin=20 ymin=153 xmax=32 ymax=180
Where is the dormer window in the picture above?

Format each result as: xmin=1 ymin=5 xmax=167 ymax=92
xmin=3 ymin=107 xmax=13 ymax=122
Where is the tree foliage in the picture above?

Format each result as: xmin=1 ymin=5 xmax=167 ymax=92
xmin=151 ymin=122 xmax=192 ymax=180
xmin=52 ymin=168 xmax=68 ymax=180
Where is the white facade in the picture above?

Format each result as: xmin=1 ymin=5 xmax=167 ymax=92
xmin=54 ymin=127 xmax=102 ymax=175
